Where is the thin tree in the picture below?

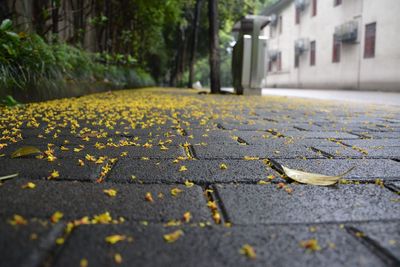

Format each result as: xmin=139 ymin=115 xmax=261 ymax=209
xmin=208 ymin=0 xmax=221 ymax=94
xmin=187 ymin=0 xmax=203 ymax=88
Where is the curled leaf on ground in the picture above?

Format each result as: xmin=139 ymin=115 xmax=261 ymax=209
xmin=0 ymin=173 xmax=18 ymax=181
xmin=281 ymin=165 xmax=356 ymax=186
xmin=11 ymin=146 xmax=42 ymax=158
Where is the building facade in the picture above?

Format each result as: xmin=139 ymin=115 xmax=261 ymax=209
xmin=262 ymin=0 xmax=400 ymax=91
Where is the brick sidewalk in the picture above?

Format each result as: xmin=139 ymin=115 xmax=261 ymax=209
xmin=0 ymin=88 xmax=399 ymax=267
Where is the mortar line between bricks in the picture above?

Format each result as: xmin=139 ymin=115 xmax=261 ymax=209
xmin=345 ymin=226 xmax=400 ymax=267
xmin=310 ymin=147 xmax=335 ymax=158
xmin=209 ymin=184 xmax=231 ymax=224
xmin=227 ymin=218 xmax=400 ymax=227
xmin=203 ymin=184 xmax=229 ymax=225
xmin=20 ymin=222 xmax=65 ymax=267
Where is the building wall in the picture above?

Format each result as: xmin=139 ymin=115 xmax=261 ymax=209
xmin=263 ymin=0 xmax=400 ymax=91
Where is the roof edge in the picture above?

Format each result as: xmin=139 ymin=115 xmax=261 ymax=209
xmin=261 ymin=0 xmax=293 ymax=16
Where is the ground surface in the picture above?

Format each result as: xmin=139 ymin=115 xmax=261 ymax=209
xmin=223 ymin=87 xmax=400 ymax=106
xmin=0 ymin=88 xmax=399 ymax=267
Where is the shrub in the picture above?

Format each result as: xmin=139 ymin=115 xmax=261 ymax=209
xmin=0 ymin=19 xmax=154 ymax=102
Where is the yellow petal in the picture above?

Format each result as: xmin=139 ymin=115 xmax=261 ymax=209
xmin=50 ymin=211 xmax=64 ymax=223
xmin=105 ymin=234 xmax=126 ymax=244
xmin=163 ymin=230 xmax=184 ymax=243
xmin=240 ymin=244 xmax=256 ymax=259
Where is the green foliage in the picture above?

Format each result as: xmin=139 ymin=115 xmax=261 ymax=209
xmin=0 ymin=20 xmax=154 ymax=101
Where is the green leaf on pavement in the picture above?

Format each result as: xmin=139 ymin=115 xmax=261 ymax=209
xmin=11 ymin=146 xmax=42 ymax=158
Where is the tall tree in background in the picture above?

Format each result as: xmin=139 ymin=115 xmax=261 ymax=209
xmin=187 ymin=0 xmax=202 ymax=88
xmin=208 ymin=0 xmax=220 ymax=93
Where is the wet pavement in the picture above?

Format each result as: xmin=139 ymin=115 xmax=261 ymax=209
xmin=0 ymin=88 xmax=399 ymax=267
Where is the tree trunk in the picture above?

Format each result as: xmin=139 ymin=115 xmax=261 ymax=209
xmin=208 ymin=0 xmax=220 ymax=94
xmin=187 ymin=0 xmax=203 ymax=88
xmin=51 ymin=0 xmax=59 ymax=37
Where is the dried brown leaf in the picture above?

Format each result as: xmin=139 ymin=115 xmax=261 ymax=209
xmin=281 ymin=165 xmax=355 ymax=186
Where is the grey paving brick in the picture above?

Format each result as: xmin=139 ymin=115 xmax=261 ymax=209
xmin=54 ymin=144 xmax=185 ymax=159
xmin=339 ymin=139 xmax=400 ymax=148
xmin=0 ymin=159 xmax=102 ymax=181
xmin=271 ymin=159 xmax=400 ymax=180
xmin=53 ymin=223 xmax=386 ymax=267
xmin=108 ymin=159 xmax=279 ymax=184
xmin=194 ymin=145 xmax=323 ymax=159
xmin=215 ymin=184 xmax=400 ymax=224
xmin=282 ymin=131 xmax=359 ymax=139
xmin=313 ymin=146 xmax=365 ymax=158
xmin=0 ymin=180 xmax=210 ymax=223
xmin=0 ymin=220 xmax=65 ymax=267
xmin=348 ymin=222 xmax=400 ymax=261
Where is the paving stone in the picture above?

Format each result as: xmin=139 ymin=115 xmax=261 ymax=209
xmin=215 ymin=184 xmax=400 ymax=224
xmin=352 ymin=131 xmax=400 ymax=139
xmin=0 ymin=180 xmax=210 ymax=222
xmin=53 ymin=224 xmax=386 ymax=267
xmin=313 ymin=146 xmax=365 ymax=158
xmin=0 ymin=159 xmax=102 ymax=181
xmin=271 ymin=159 xmax=400 ymax=180
xmin=185 ymin=129 xmax=239 ymax=145
xmin=348 ymin=222 xmax=400 ymax=261
xmin=0 ymin=220 xmax=65 ymax=267
xmin=108 ymin=159 xmax=280 ymax=184
xmin=314 ymin=145 xmax=400 ymax=159
xmin=339 ymin=139 xmax=400 ymax=148
xmin=53 ymin=144 xmax=185 ymax=159
xmin=194 ymin=145 xmax=323 ymax=159
xmin=282 ymin=131 xmax=359 ymax=139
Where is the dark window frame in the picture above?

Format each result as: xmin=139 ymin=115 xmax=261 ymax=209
xmin=334 ymin=0 xmax=342 ymax=6
xmin=279 ymin=15 xmax=283 ymax=34
xmin=294 ymin=49 xmax=299 ymax=68
xmin=295 ymin=7 xmax=300 ymax=24
xmin=332 ymin=35 xmax=341 ymax=63
xmin=312 ymin=0 xmax=317 ymax=16
xmin=310 ymin=41 xmax=316 ymax=66
xmin=364 ymin=22 xmax=376 ymax=58
xmin=277 ymin=52 xmax=282 ymax=71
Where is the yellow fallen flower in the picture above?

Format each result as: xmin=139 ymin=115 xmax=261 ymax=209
xmin=163 ymin=229 xmax=184 ymax=243
xmin=240 ymin=244 xmax=256 ymax=259
xmin=105 ymin=234 xmax=127 ymax=244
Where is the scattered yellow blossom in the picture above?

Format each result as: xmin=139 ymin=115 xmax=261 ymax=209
xmin=105 ymin=235 xmax=127 ymax=244
xmin=8 ymin=214 xmax=28 ymax=226
xmin=50 ymin=211 xmax=64 ymax=223
xmin=163 ymin=230 xmax=184 ymax=243
xmin=171 ymin=188 xmax=183 ymax=196
xmin=240 ymin=244 xmax=257 ymax=259
xmin=21 ymin=182 xmax=36 ymax=189
xmin=104 ymin=189 xmax=117 ymax=197
xmin=48 ymin=170 xmax=59 ymax=179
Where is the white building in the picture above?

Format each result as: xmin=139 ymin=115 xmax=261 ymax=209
xmin=262 ymin=0 xmax=400 ymax=91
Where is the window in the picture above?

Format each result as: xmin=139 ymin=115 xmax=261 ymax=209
xmin=334 ymin=0 xmax=342 ymax=6
xmin=295 ymin=7 xmax=300 ymax=24
xmin=268 ymin=60 xmax=272 ymax=72
xmin=277 ymin=52 xmax=282 ymax=71
xmin=312 ymin=0 xmax=317 ymax=16
xmin=364 ymin=22 xmax=376 ymax=58
xmin=332 ymin=35 xmax=341 ymax=63
xmin=279 ymin=15 xmax=283 ymax=34
xmin=310 ymin=41 xmax=316 ymax=66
